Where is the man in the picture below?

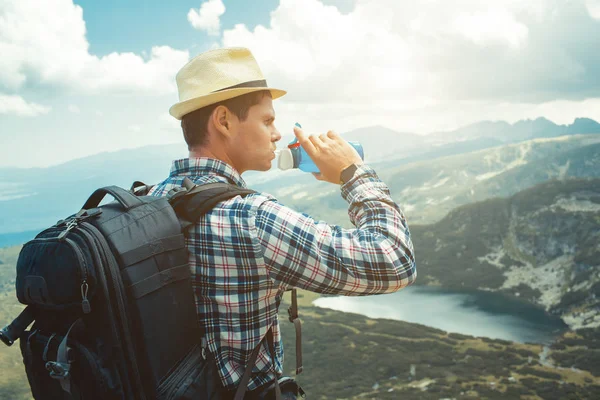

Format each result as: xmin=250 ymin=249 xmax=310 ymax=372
xmin=149 ymin=47 xmax=416 ymax=399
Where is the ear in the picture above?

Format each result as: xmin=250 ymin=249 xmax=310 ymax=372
xmin=211 ymin=105 xmax=235 ymax=139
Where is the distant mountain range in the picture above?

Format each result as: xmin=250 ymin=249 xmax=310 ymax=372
xmin=431 ymin=117 xmax=600 ymax=144
xmin=0 ymin=117 xmax=599 ymax=236
xmin=1 ymin=117 xmax=599 ymax=331
xmin=256 ymin=133 xmax=600 ymax=227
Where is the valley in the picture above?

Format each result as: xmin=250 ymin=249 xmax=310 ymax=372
xmin=1 ymin=118 xmax=599 ymax=398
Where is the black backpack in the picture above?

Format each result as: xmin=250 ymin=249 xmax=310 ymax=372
xmin=0 ymin=178 xmax=301 ymax=399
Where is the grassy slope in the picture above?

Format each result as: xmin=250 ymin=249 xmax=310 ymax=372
xmin=280 ymin=291 xmax=600 ymax=399
xmin=1 ymin=184 xmax=600 ymax=399
xmin=0 ymin=246 xmax=30 ymax=400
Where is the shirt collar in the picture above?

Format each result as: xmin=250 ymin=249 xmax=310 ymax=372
xmin=169 ymin=157 xmax=247 ymax=188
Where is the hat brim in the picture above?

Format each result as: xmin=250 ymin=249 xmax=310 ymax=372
xmin=169 ymin=87 xmax=286 ymax=120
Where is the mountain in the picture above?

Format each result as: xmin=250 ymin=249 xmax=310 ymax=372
xmin=0 ymin=125 xmax=428 ymax=234
xmin=412 ymin=178 xmax=600 ymax=329
xmin=382 ymin=134 xmax=600 ymax=224
xmin=566 ymin=117 xmax=600 ymax=134
xmin=340 ymin=125 xmax=426 ymax=163
xmin=274 ymin=125 xmax=429 ymax=166
xmin=432 ymin=117 xmax=600 ymax=144
xmin=257 ymin=133 xmax=600 ymax=226
xmin=1 ymin=118 xmax=599 ymax=235
xmin=0 ymin=145 xmax=187 ymax=233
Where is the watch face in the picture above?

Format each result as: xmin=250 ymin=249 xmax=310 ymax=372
xmin=341 ymin=164 xmax=358 ymax=184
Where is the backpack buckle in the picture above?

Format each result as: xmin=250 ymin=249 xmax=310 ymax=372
xmin=287 ymin=305 xmax=298 ymax=323
xmin=0 ymin=328 xmax=13 ymax=347
xmin=167 ymin=186 xmax=188 ymax=201
xmin=46 ymin=361 xmax=71 ymax=380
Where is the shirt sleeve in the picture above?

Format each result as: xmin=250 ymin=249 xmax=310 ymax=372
xmin=253 ymin=164 xmax=417 ymax=296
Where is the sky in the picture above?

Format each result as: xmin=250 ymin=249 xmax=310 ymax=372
xmin=1 ymin=0 xmax=600 ymax=168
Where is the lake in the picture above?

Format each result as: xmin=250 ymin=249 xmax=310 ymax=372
xmin=313 ymin=286 xmax=568 ymax=344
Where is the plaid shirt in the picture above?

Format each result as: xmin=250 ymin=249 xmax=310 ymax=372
xmin=148 ymin=157 xmax=416 ymax=391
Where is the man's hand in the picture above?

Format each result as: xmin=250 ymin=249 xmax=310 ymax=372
xmin=293 ymin=126 xmax=364 ymax=185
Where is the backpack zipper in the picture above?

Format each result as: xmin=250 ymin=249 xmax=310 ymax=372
xmin=77 ymin=226 xmax=137 ymax=400
xmin=65 ymin=238 xmax=91 ymax=314
xmin=80 ymin=222 xmax=146 ymax=400
xmin=26 ymin=235 xmax=90 ymax=314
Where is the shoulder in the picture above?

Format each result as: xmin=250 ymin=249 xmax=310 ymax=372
xmin=231 ymin=189 xmax=278 ymax=211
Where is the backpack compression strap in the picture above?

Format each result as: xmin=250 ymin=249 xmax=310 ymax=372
xmin=288 ymin=289 xmax=303 ymax=375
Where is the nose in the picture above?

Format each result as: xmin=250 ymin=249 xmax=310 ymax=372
xmin=272 ymin=125 xmax=282 ymax=142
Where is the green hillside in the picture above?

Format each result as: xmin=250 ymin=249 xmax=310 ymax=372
xmin=0 ymin=246 xmax=30 ymax=400
xmin=280 ymin=300 xmax=600 ymax=399
xmin=412 ymin=178 xmax=600 ymax=329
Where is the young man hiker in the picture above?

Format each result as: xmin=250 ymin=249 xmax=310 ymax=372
xmin=148 ymin=47 xmax=417 ymax=399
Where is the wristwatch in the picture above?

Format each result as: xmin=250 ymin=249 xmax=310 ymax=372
xmin=340 ymin=164 xmax=359 ymax=185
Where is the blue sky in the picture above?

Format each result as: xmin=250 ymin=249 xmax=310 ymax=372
xmin=74 ymin=0 xmax=355 ymax=55
xmin=2 ymin=0 xmax=600 ymax=168
xmin=74 ymin=0 xmax=279 ymax=55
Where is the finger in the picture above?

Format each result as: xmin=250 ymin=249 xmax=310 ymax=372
xmin=294 ymin=126 xmax=316 ymax=154
xmin=327 ymin=130 xmax=337 ymax=139
xmin=309 ymin=134 xmax=322 ymax=148
xmin=319 ymin=134 xmax=328 ymax=142
xmin=312 ymin=172 xmax=324 ymax=181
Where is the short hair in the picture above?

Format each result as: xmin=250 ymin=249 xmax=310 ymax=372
xmin=181 ymin=90 xmax=272 ymax=150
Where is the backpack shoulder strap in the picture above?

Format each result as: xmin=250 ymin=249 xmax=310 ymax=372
xmin=130 ymin=180 xmax=154 ymax=196
xmin=169 ymin=178 xmax=256 ymax=226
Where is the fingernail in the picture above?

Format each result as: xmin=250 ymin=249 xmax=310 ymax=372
xmin=294 ymin=122 xmax=302 ymax=128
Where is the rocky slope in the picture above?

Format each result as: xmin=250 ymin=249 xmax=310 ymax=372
xmin=412 ymin=178 xmax=600 ymax=329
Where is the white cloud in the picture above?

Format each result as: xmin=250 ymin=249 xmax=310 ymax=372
xmin=128 ymin=124 xmax=142 ymax=133
xmin=159 ymin=113 xmax=181 ymax=130
xmin=222 ymin=0 xmax=416 ymax=105
xmin=452 ymin=8 xmax=529 ymax=48
xmin=68 ymin=104 xmax=80 ymax=114
xmin=221 ymin=0 xmax=600 ymax=106
xmin=586 ymin=0 xmax=600 ymax=19
xmin=188 ymin=0 xmax=226 ymax=36
xmin=0 ymin=0 xmax=189 ymax=95
xmin=0 ymin=94 xmax=51 ymax=117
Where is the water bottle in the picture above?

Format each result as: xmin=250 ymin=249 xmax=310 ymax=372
xmin=277 ymin=123 xmax=364 ymax=173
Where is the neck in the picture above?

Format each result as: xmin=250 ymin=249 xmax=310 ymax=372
xmin=189 ymin=147 xmax=241 ymax=173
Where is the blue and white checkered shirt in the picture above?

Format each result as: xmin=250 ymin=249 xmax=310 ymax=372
xmin=148 ymin=157 xmax=416 ymax=391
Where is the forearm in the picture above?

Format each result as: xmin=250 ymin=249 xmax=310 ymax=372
xmin=254 ymin=165 xmax=416 ymax=295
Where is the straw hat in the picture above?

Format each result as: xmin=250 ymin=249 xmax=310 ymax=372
xmin=169 ymin=47 xmax=286 ymax=120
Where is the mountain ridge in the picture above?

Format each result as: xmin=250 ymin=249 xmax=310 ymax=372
xmin=1 ymin=117 xmax=599 ymax=172
xmin=432 ymin=116 xmax=600 ymax=143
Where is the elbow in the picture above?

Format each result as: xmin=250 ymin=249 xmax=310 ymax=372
xmin=384 ymin=243 xmax=417 ymax=293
